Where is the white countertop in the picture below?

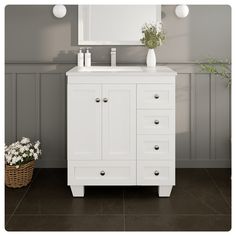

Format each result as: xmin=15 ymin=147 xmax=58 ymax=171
xmin=66 ymin=66 xmax=177 ymax=76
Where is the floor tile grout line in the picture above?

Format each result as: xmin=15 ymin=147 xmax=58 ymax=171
xmin=6 ymin=169 xmax=41 ymax=227
xmin=5 ymin=168 xmax=231 ymax=228
xmin=206 ymin=168 xmax=231 ymax=207
xmin=123 ymin=188 xmax=125 ymax=231
xmin=6 ymin=169 xmax=41 ymax=226
xmin=10 ymin=213 xmax=231 ymax=217
xmin=204 ymin=168 xmax=231 ymax=208
xmin=181 ymin=188 xmax=221 ymax=214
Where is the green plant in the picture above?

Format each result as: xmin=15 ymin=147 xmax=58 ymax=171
xmin=140 ymin=23 xmax=166 ymax=49
xmin=200 ymin=58 xmax=231 ymax=88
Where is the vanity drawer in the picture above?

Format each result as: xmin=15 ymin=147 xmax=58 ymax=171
xmin=137 ymin=84 xmax=175 ymax=109
xmin=137 ymin=135 xmax=175 ymax=160
xmin=137 ymin=161 xmax=175 ymax=185
xmin=68 ymin=161 xmax=136 ymax=185
xmin=137 ymin=110 xmax=175 ymax=134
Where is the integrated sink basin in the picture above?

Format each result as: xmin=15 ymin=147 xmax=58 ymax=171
xmin=66 ymin=66 xmax=178 ymax=77
xmin=77 ymin=66 xmax=143 ymax=72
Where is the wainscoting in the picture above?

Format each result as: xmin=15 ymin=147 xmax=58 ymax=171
xmin=5 ymin=62 xmax=231 ymax=168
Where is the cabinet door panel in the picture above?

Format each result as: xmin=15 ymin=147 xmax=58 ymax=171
xmin=68 ymin=84 xmax=101 ymax=160
xmin=102 ymin=84 xmax=136 ymax=160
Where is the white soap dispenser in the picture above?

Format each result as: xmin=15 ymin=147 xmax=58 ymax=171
xmin=77 ymin=48 xmax=84 ymax=67
xmin=85 ymin=48 xmax=91 ymax=67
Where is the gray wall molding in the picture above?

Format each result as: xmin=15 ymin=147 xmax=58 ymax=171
xmin=5 ymin=62 xmax=231 ymax=168
xmin=5 ymin=5 xmax=231 ymax=168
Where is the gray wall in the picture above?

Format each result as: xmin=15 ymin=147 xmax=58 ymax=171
xmin=5 ymin=5 xmax=231 ymax=168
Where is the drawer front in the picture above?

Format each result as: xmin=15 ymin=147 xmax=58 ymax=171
xmin=137 ymin=161 xmax=175 ymax=185
xmin=138 ymin=110 xmax=175 ymax=135
xmin=68 ymin=161 xmax=136 ymax=185
xmin=137 ymin=84 xmax=175 ymax=109
xmin=138 ymin=135 xmax=175 ymax=160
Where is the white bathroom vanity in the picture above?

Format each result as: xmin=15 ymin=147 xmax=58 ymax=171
xmin=66 ymin=66 xmax=177 ymax=197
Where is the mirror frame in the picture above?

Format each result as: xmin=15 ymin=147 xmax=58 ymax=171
xmin=78 ymin=5 xmax=161 ymax=45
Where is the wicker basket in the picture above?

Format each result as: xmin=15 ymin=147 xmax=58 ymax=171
xmin=5 ymin=160 xmax=35 ymax=188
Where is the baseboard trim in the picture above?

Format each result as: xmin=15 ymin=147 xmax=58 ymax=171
xmin=176 ymin=160 xmax=231 ymax=168
xmin=35 ymin=160 xmax=67 ymax=168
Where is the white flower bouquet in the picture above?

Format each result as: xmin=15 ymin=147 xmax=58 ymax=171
xmin=5 ymin=137 xmax=41 ymax=168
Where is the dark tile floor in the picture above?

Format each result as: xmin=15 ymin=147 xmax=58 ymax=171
xmin=5 ymin=168 xmax=231 ymax=231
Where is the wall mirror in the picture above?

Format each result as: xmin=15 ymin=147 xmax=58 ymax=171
xmin=78 ymin=5 xmax=161 ymax=45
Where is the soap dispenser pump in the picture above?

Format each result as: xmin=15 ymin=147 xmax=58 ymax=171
xmin=77 ymin=48 xmax=84 ymax=67
xmin=85 ymin=48 xmax=91 ymax=67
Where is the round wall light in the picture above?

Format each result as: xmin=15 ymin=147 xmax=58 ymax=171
xmin=175 ymin=5 xmax=189 ymax=18
xmin=53 ymin=5 xmax=67 ymax=18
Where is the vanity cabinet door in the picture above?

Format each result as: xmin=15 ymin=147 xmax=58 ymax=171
xmin=102 ymin=84 xmax=136 ymax=160
xmin=68 ymin=84 xmax=102 ymax=160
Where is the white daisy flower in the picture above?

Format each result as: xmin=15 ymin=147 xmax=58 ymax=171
xmin=21 ymin=137 xmax=30 ymax=144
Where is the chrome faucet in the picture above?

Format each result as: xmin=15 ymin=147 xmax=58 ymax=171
xmin=111 ymin=48 xmax=116 ymax=66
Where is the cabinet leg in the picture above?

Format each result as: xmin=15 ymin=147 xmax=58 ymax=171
xmin=158 ymin=185 xmax=173 ymax=197
xmin=70 ymin=185 xmax=84 ymax=197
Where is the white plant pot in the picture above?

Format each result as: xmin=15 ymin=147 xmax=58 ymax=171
xmin=146 ymin=49 xmax=156 ymax=67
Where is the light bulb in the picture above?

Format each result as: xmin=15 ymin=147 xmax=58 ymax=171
xmin=53 ymin=5 xmax=67 ymax=18
xmin=175 ymin=5 xmax=189 ymax=18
